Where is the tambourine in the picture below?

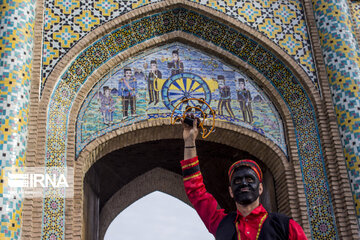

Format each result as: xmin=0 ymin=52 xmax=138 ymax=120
xmin=171 ymin=98 xmax=216 ymax=139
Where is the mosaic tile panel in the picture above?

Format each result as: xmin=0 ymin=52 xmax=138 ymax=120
xmin=41 ymin=0 xmax=160 ymax=94
xmin=312 ymin=0 xmax=360 ymax=226
xmin=188 ymin=0 xmax=318 ymax=86
xmin=40 ymin=0 xmax=319 ymax=96
xmin=76 ymin=43 xmax=287 ymax=157
xmin=351 ymin=1 xmax=360 ymax=34
xmin=42 ymin=9 xmax=338 ymax=239
xmin=0 ymin=0 xmax=36 ymax=239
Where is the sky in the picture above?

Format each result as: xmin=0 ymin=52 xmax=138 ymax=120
xmin=105 ymin=191 xmax=215 ymax=240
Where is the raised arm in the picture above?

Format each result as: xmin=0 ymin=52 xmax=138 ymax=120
xmin=181 ymin=118 xmax=226 ymax=235
xmin=183 ymin=117 xmax=198 ymax=160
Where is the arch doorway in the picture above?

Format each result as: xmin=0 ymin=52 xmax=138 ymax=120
xmin=83 ymin=139 xmax=277 ymax=240
xmin=104 ymin=191 xmax=214 ymax=240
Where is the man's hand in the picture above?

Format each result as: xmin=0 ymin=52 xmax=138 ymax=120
xmin=183 ymin=115 xmax=198 ymax=160
xmin=183 ymin=115 xmax=198 ymax=146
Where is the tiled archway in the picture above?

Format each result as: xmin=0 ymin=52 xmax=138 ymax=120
xmin=26 ymin=2 xmax=357 ymax=239
xmin=79 ymin=126 xmax=288 ymax=240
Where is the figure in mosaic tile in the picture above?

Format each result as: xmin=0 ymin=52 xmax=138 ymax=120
xmin=99 ymin=86 xmax=115 ymax=124
xmin=167 ymin=49 xmax=184 ymax=77
xmin=236 ymin=78 xmax=253 ymax=123
xmin=118 ymin=68 xmax=137 ymax=118
xmin=217 ymin=75 xmax=235 ymax=118
xmin=145 ymin=59 xmax=162 ymax=105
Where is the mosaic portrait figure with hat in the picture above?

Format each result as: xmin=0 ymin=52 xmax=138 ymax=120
xmin=145 ymin=59 xmax=162 ymax=105
xmin=118 ymin=68 xmax=137 ymax=118
xmin=167 ymin=49 xmax=184 ymax=77
xmin=217 ymin=75 xmax=235 ymax=119
xmin=180 ymin=118 xmax=307 ymax=239
xmin=98 ymin=86 xmax=115 ymax=124
xmin=236 ymin=77 xmax=253 ymax=124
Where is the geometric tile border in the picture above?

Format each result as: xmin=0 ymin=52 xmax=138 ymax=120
xmin=312 ymin=0 xmax=360 ymax=227
xmin=351 ymin=1 xmax=360 ymax=29
xmin=40 ymin=0 xmax=319 ymax=96
xmin=350 ymin=1 xmax=360 ymax=41
xmin=42 ymin=7 xmax=338 ymax=239
xmin=40 ymin=0 xmax=159 ymax=94
xmin=0 ymin=0 xmax=35 ymax=239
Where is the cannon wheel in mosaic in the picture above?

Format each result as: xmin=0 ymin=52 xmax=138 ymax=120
xmin=161 ymin=72 xmax=212 ymax=111
xmin=27 ymin=2 xmax=357 ymax=240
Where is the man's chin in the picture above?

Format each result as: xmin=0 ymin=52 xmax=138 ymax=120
xmin=234 ymin=193 xmax=258 ymax=206
xmin=236 ymin=199 xmax=256 ymax=206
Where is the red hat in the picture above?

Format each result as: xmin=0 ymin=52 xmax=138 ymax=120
xmin=228 ymin=159 xmax=263 ymax=182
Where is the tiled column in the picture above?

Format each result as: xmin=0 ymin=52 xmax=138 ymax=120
xmin=312 ymin=0 xmax=360 ymax=226
xmin=0 ymin=0 xmax=36 ymax=239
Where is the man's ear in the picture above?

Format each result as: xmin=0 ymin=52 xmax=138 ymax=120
xmin=259 ymin=182 xmax=263 ymax=195
xmin=229 ymin=186 xmax=234 ymax=198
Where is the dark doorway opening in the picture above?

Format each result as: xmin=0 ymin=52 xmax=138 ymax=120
xmin=83 ymin=139 xmax=277 ymax=240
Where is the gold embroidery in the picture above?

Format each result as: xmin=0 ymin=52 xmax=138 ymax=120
xmin=182 ymin=160 xmax=199 ymax=170
xmin=183 ymin=172 xmax=201 ymax=181
xmin=235 ymin=213 xmax=268 ymax=240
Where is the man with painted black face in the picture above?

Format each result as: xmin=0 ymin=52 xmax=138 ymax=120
xmin=180 ymin=119 xmax=307 ymax=239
